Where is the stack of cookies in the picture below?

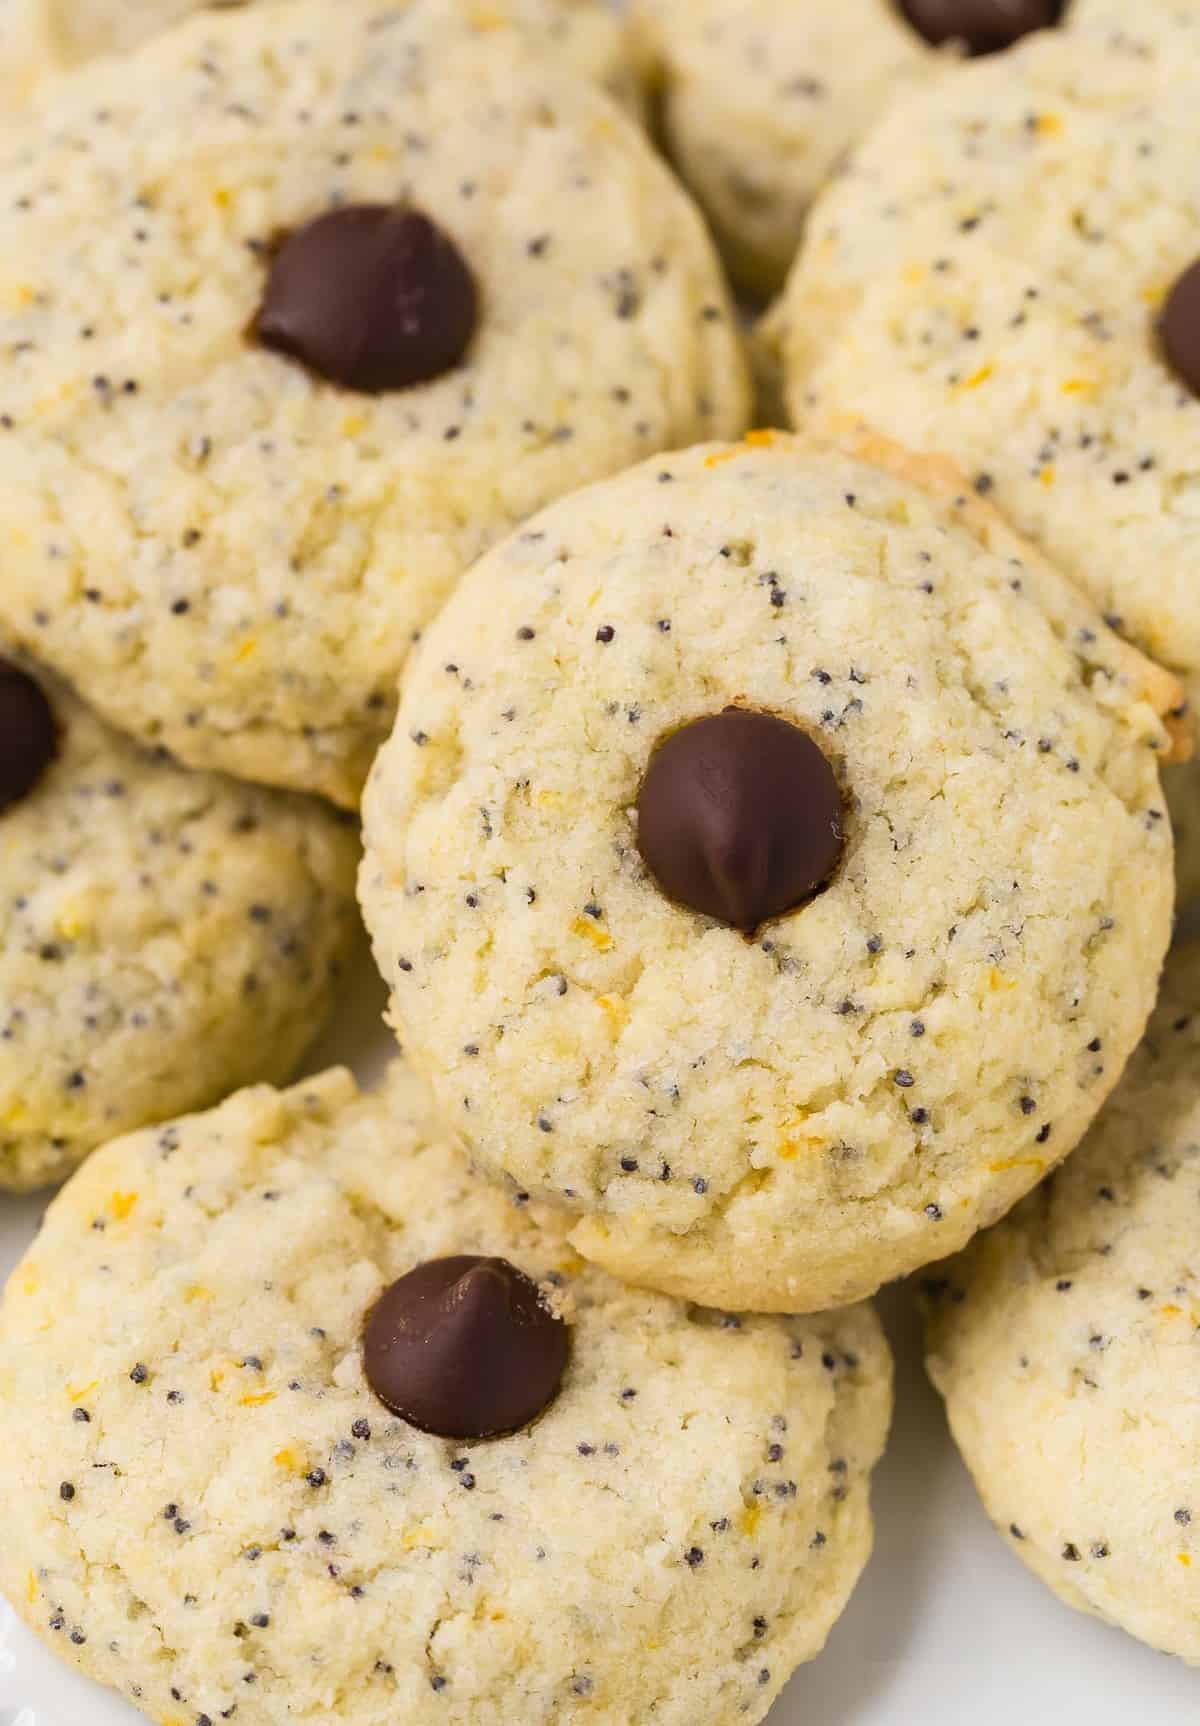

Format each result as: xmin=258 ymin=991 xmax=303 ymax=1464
xmin=0 ymin=2 xmax=1196 ymax=1721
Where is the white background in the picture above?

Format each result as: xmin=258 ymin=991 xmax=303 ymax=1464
xmin=1 ymin=952 xmax=1196 ymax=1725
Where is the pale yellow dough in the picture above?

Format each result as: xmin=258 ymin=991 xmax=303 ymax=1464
xmin=360 ymin=432 xmax=1178 ymax=1314
xmin=0 ymin=0 xmax=745 ymax=805
xmin=771 ymin=22 xmax=1200 ymax=688
xmin=926 ymin=941 xmax=1200 ymax=1664
xmin=0 ymin=660 xmax=360 ymax=1191
xmin=632 ymin=0 xmax=937 ymax=299
xmin=0 ymin=1065 xmax=892 ymax=1725
xmin=0 ymin=0 xmax=644 ymax=112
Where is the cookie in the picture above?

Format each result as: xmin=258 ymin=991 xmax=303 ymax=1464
xmin=360 ymin=429 xmax=1181 ymax=1315
xmin=631 ymin=0 xmax=926 ymax=301
xmin=0 ymin=0 xmax=746 ymax=807
xmin=632 ymin=0 xmax=1075 ymax=301
xmin=0 ymin=653 xmax=359 ymax=1192
xmin=925 ymin=941 xmax=1200 ymax=1663
xmin=0 ymin=1064 xmax=892 ymax=1725
xmin=770 ymin=21 xmax=1200 ymax=697
xmin=1 ymin=0 xmax=644 ymax=113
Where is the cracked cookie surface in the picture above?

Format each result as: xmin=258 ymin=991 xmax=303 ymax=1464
xmin=771 ymin=19 xmax=1200 ymax=696
xmin=0 ymin=0 xmax=744 ymax=805
xmin=360 ymin=432 xmax=1178 ymax=1313
xmin=0 ymin=1064 xmax=891 ymax=1725
xmin=0 ymin=659 xmax=359 ymax=1191
xmin=926 ymin=941 xmax=1200 ymax=1663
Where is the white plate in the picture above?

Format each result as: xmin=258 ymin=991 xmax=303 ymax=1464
xmin=0 ymin=950 xmax=1196 ymax=1725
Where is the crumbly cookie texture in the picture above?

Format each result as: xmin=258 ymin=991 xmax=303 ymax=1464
xmin=632 ymin=0 xmax=936 ymax=299
xmin=0 ymin=0 xmax=744 ymax=807
xmin=0 ymin=0 xmax=645 ymax=113
xmin=770 ymin=23 xmax=1200 ymax=686
xmin=0 ymin=662 xmax=359 ymax=1192
xmin=925 ymin=941 xmax=1200 ymax=1664
xmin=360 ymin=430 xmax=1179 ymax=1315
xmin=0 ymin=1065 xmax=892 ymax=1726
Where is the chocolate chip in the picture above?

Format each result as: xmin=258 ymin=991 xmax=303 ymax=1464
xmin=635 ymin=708 xmax=844 ymax=932
xmin=898 ymin=0 xmax=1063 ymax=53
xmin=1161 ymin=258 xmax=1200 ymax=397
xmin=363 ymin=1255 xmax=569 ymax=1440
xmin=0 ymin=657 xmax=58 ymax=814
xmin=257 ymin=205 xmax=477 ymax=393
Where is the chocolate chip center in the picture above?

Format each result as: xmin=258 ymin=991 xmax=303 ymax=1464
xmin=363 ymin=1255 xmax=569 ymax=1440
xmin=1161 ymin=259 xmax=1200 ymax=398
xmin=636 ymin=707 xmax=845 ymax=932
xmin=256 ymin=205 xmax=477 ymax=394
xmin=0 ymin=657 xmax=58 ymax=815
xmin=898 ymin=0 xmax=1065 ymax=53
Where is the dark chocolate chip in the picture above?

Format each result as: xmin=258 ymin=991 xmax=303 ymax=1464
xmin=635 ymin=708 xmax=844 ymax=931
xmin=1161 ymin=258 xmax=1200 ymax=397
xmin=0 ymin=657 xmax=58 ymax=814
xmin=898 ymin=0 xmax=1063 ymax=53
xmin=257 ymin=205 xmax=477 ymax=393
xmin=363 ymin=1255 xmax=569 ymax=1440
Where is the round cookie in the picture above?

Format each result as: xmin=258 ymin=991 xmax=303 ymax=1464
xmin=0 ymin=0 xmax=746 ymax=808
xmin=0 ymin=1064 xmax=893 ymax=1726
xmin=0 ymin=653 xmax=359 ymax=1192
xmin=0 ymin=0 xmax=644 ymax=114
xmin=771 ymin=20 xmax=1200 ymax=696
xmin=631 ymin=0 xmax=936 ymax=300
xmin=632 ymin=0 xmax=1077 ymax=302
xmin=360 ymin=430 xmax=1181 ymax=1315
xmin=925 ymin=941 xmax=1200 ymax=1663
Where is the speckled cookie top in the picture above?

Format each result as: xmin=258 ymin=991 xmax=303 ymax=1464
xmin=360 ymin=431 xmax=1178 ymax=1315
xmin=0 ymin=0 xmax=645 ymax=110
xmin=772 ymin=20 xmax=1200 ymax=686
xmin=925 ymin=941 xmax=1200 ymax=1662
xmin=0 ymin=656 xmax=359 ymax=1192
xmin=0 ymin=0 xmax=744 ymax=806
xmin=0 ymin=1065 xmax=891 ymax=1726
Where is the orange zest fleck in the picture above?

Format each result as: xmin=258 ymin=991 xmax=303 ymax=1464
xmin=739 ymin=1503 xmax=762 ymax=1537
xmin=571 ymin=916 xmax=612 ymax=952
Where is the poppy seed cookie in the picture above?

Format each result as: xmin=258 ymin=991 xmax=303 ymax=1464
xmin=925 ymin=941 xmax=1200 ymax=1663
xmin=360 ymin=430 xmax=1181 ymax=1314
xmin=0 ymin=1064 xmax=892 ymax=1725
xmin=0 ymin=0 xmax=745 ymax=806
xmin=0 ymin=655 xmax=359 ymax=1192
xmin=1 ymin=0 xmax=645 ymax=112
xmin=631 ymin=0 xmax=938 ymax=299
xmin=771 ymin=21 xmax=1200 ymax=697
